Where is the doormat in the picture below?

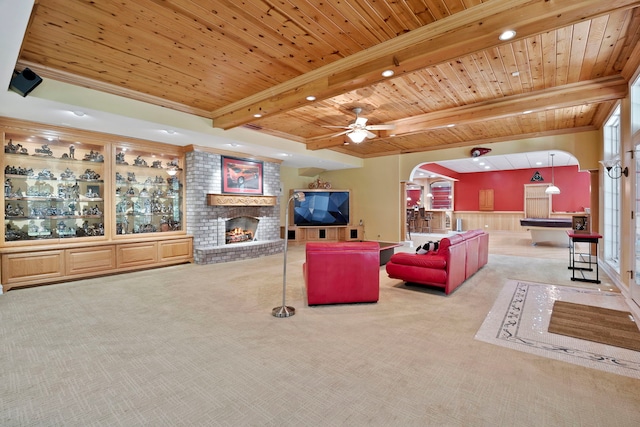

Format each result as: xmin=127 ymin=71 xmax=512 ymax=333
xmin=548 ymin=301 xmax=640 ymax=352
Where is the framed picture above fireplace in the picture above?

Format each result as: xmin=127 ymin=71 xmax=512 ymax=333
xmin=221 ymin=156 xmax=263 ymax=195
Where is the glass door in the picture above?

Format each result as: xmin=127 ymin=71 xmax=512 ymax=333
xmin=634 ymin=142 xmax=640 ymax=305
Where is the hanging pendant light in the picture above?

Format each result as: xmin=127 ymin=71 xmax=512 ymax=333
xmin=545 ymin=153 xmax=561 ymax=195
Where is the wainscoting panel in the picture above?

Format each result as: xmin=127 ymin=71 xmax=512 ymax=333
xmin=453 ymin=212 xmax=525 ymax=232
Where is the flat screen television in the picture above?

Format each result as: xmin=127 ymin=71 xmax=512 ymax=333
xmin=293 ymin=189 xmax=350 ymax=226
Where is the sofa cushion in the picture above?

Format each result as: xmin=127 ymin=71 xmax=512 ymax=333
xmin=387 ymin=252 xmax=446 ymax=269
xmin=437 ymin=234 xmax=463 ymax=254
xmin=461 ymin=229 xmax=483 ymax=240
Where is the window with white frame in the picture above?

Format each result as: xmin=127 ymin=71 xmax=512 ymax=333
xmin=603 ymin=105 xmax=621 ymax=272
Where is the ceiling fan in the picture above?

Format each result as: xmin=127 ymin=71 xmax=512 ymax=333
xmin=324 ymin=108 xmax=396 ymax=143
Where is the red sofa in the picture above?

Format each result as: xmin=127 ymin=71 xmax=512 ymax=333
xmin=385 ymin=230 xmax=489 ymax=295
xmin=303 ymin=241 xmax=380 ymax=305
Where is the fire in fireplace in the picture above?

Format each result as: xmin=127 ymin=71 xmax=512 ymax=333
xmin=225 ymin=216 xmax=259 ymax=244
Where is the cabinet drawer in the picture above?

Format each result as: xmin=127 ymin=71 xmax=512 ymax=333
xmin=117 ymin=242 xmax=158 ymax=268
xmin=2 ymin=250 xmax=64 ymax=285
xmin=66 ymin=246 xmax=116 ymax=275
xmin=158 ymin=238 xmax=192 ymax=262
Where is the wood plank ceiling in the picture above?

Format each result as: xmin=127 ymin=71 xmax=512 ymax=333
xmin=15 ymin=0 xmax=640 ymax=158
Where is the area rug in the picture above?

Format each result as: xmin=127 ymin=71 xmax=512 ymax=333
xmin=475 ymin=280 xmax=640 ymax=379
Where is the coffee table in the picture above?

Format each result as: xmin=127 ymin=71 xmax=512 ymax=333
xmin=367 ymin=241 xmax=403 ymax=265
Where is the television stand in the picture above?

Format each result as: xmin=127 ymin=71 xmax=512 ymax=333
xmin=283 ymin=225 xmax=363 ymax=242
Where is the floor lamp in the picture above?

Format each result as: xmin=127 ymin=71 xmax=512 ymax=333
xmin=272 ymin=191 xmax=305 ymax=318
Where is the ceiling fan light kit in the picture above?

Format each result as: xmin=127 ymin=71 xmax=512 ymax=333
xmin=325 ymin=107 xmax=395 ymax=143
xmin=348 ymin=129 xmax=368 ymax=143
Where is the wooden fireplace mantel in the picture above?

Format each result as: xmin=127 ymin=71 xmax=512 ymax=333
xmin=207 ymin=194 xmax=277 ymax=206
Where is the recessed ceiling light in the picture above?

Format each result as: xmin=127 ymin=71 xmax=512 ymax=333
xmin=306 ymin=95 xmax=316 ymax=101
xmin=253 ymin=113 xmax=262 ymax=118
xmin=381 ymin=69 xmax=394 ymax=78
xmin=484 ymin=165 xmax=491 ymax=169
xmin=479 ymin=162 xmax=485 ymax=166
xmin=472 ymin=158 xmax=479 ymax=162
xmin=229 ymin=143 xmax=239 ymax=147
xmin=280 ymin=153 xmax=291 ymax=157
xmin=499 ymin=30 xmax=516 ymax=41
xmin=511 ymin=71 xmax=520 ymax=77
xmin=72 ymin=110 xmax=85 ymax=117
xmin=164 ymin=129 xmax=176 ymax=135
xmin=536 ymin=161 xmax=542 ymax=165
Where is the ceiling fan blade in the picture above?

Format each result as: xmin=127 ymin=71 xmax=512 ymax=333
xmin=355 ymin=117 xmax=368 ymax=126
xmin=365 ymin=130 xmax=377 ymax=139
xmin=365 ymin=124 xmax=396 ymax=130
xmin=322 ymin=125 xmax=350 ymax=129
xmin=329 ymin=130 xmax=350 ymax=138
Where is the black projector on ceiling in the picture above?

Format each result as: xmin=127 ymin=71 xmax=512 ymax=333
xmin=9 ymin=68 xmax=43 ymax=97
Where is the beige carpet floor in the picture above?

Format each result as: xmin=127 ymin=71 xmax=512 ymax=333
xmin=1 ymin=241 xmax=639 ymax=426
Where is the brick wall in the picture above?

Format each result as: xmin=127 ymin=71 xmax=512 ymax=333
xmin=185 ymin=150 xmax=284 ymax=264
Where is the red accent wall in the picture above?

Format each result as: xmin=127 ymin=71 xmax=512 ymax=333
xmin=407 ymin=189 xmax=421 ymax=207
xmin=455 ymin=166 xmax=590 ymax=212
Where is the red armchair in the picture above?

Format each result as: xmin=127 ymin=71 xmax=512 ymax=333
xmin=303 ymin=241 xmax=380 ymax=305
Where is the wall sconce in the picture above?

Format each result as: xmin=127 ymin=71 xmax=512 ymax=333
xmin=599 ymin=157 xmax=628 ymax=179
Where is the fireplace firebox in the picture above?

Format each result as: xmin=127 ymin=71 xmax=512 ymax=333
xmin=225 ymin=216 xmax=259 ymax=244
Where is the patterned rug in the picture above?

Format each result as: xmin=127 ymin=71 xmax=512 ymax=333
xmin=475 ymin=280 xmax=640 ymax=379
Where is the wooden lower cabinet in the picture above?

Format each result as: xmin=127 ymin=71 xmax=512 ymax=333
xmin=117 ymin=242 xmax=158 ymax=268
xmin=159 ymin=238 xmax=193 ymax=262
xmin=1 ymin=236 xmax=193 ymax=292
xmin=66 ymin=246 xmax=117 ymax=276
xmin=2 ymin=250 xmax=65 ymax=286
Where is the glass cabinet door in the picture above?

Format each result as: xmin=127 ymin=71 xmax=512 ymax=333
xmin=3 ymin=132 xmax=105 ymax=242
xmin=113 ymin=147 xmax=183 ymax=235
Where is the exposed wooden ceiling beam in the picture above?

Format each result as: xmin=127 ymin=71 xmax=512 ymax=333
xmin=306 ymin=76 xmax=628 ymax=150
xmin=211 ymin=0 xmax=640 ymax=130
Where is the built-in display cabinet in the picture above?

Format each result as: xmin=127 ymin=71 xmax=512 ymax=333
xmin=114 ymin=146 xmax=183 ymax=235
xmin=4 ymin=136 xmax=106 ymax=241
xmin=1 ymin=119 xmax=192 ymax=291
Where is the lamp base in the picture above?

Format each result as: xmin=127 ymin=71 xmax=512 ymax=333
xmin=272 ymin=305 xmax=295 ymax=318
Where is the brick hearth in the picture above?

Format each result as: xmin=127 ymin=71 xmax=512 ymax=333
xmin=185 ymin=149 xmax=284 ymax=264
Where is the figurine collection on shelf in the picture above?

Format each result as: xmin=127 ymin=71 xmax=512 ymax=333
xmin=3 ymin=140 xmax=106 ymax=241
xmin=3 ymin=140 xmax=183 ymax=240
xmin=5 ymin=140 xmax=104 ymax=162
xmin=113 ymin=151 xmax=182 ymax=234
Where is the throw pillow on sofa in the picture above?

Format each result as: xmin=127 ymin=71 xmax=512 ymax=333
xmin=416 ymin=241 xmax=439 ymax=255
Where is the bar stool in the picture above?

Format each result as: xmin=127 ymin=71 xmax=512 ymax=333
xmin=418 ymin=210 xmax=432 ymax=233
xmin=407 ymin=209 xmax=417 ymax=235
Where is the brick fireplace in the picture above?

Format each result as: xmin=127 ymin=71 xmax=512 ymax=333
xmin=184 ymin=149 xmax=284 ymax=264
